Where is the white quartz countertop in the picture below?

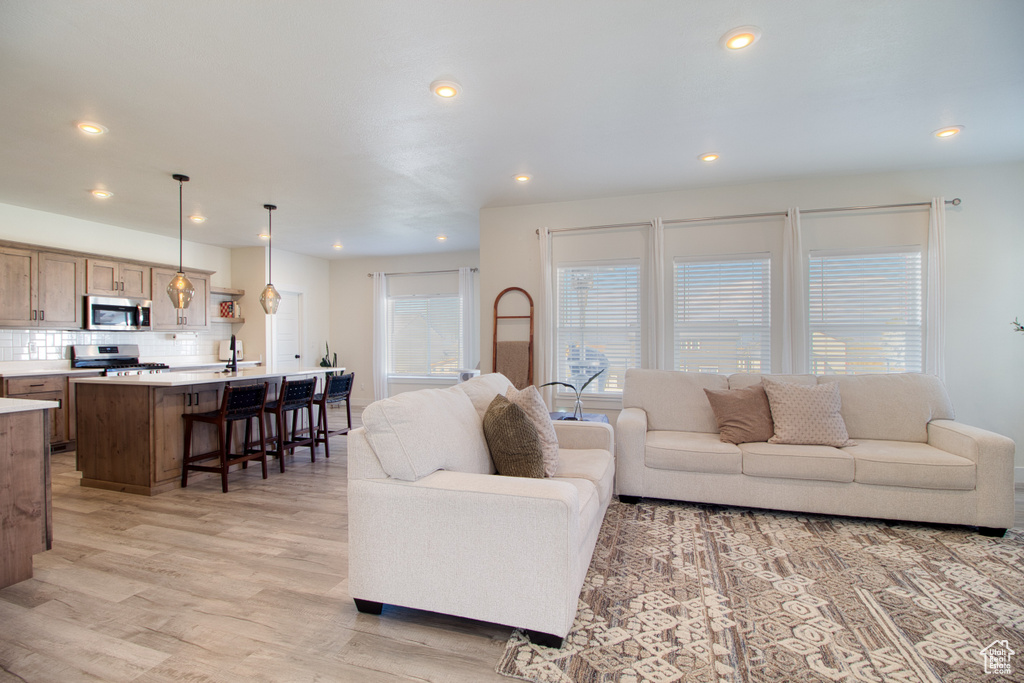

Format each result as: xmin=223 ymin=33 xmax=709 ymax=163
xmin=0 ymin=397 xmax=60 ymax=414
xmin=70 ymin=366 xmax=340 ymax=387
xmin=0 ymin=360 xmax=260 ymax=378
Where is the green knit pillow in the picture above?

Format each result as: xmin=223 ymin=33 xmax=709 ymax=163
xmin=482 ymin=394 xmax=544 ymax=478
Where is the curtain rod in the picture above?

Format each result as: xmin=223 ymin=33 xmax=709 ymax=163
xmin=366 ymin=267 xmax=478 ymax=278
xmin=536 ymin=198 xmax=961 ymax=234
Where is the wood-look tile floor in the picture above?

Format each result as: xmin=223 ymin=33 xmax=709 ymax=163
xmin=0 ymin=411 xmax=512 ymax=683
xmin=2 ymin=411 xmax=1022 ymax=682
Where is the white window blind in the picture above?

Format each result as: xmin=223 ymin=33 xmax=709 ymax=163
xmin=808 ymin=248 xmax=922 ymax=374
xmin=673 ymin=255 xmax=771 ymax=374
xmin=556 ymin=262 xmax=641 ymax=395
xmin=387 ymin=295 xmax=462 ymax=377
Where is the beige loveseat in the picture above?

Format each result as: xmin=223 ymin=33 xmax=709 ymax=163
xmin=616 ymin=370 xmax=1015 ymax=535
xmin=347 ymin=372 xmax=614 ymax=648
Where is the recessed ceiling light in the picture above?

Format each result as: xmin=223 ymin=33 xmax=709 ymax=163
xmin=700 ymin=153 xmax=720 ymax=162
xmin=436 ymin=234 xmax=448 ymax=241
xmin=258 ymin=233 xmax=270 ymax=240
xmin=430 ymin=80 xmax=460 ymax=99
xmin=90 ymin=189 xmax=113 ymax=198
xmin=934 ymin=126 xmax=963 ymax=138
xmin=189 ymin=215 xmax=206 ymax=223
xmin=514 ymin=174 xmax=531 ymax=183
xmin=333 ymin=243 xmax=343 ymax=250
xmin=77 ymin=121 xmax=107 ymax=135
xmin=721 ymin=26 xmax=761 ymax=50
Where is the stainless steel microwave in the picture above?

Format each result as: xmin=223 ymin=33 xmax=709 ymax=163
xmin=84 ymin=295 xmax=152 ymax=331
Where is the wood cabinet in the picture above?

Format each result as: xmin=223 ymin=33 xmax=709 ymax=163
xmin=86 ymin=259 xmax=151 ymax=299
xmin=3 ymin=375 xmax=70 ymax=450
xmin=0 ymin=247 xmax=84 ymax=328
xmin=0 ymin=405 xmax=51 ymax=589
xmin=151 ymin=267 xmax=210 ymax=330
xmin=152 ymin=385 xmax=219 ymax=482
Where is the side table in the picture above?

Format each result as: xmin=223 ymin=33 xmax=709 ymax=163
xmin=549 ymin=412 xmax=610 ymax=424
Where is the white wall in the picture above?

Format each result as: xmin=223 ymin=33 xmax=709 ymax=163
xmin=271 ymin=248 xmax=331 ymax=370
xmin=0 ymin=202 xmax=232 ymax=287
xmin=480 ymin=161 xmax=1024 ymax=472
xmin=328 ymin=250 xmax=480 ymax=406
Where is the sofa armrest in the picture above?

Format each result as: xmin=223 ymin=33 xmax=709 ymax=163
xmin=553 ymin=419 xmax=614 ymax=454
xmin=614 ymin=407 xmax=648 ymax=497
xmin=348 ymin=470 xmax=584 ymax=637
xmin=928 ymin=419 xmax=1015 ymax=528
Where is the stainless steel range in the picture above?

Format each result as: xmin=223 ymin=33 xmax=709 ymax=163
xmin=71 ymin=344 xmax=170 ymax=376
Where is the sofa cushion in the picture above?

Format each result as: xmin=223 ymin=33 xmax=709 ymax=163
xmin=482 ymin=395 xmax=544 ymax=478
xmin=362 ymin=386 xmax=493 ymax=481
xmin=818 ymin=374 xmax=955 ymax=443
xmin=623 ymin=368 xmax=728 ymax=433
xmin=555 ymin=448 xmax=614 ymax=505
xmin=740 ymin=442 xmax=854 ymax=482
xmin=507 ymin=384 xmax=560 ymax=476
xmin=704 ymin=384 xmax=775 ymax=444
xmin=728 ymin=373 xmax=817 ymax=390
xmin=645 ymin=431 xmax=742 ymax=474
xmin=457 ymin=372 xmax=514 ymax=420
xmin=763 ymin=377 xmax=853 ymax=447
xmin=845 ymin=439 xmax=976 ymax=490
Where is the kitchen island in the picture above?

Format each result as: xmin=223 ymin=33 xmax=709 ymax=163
xmin=0 ymin=397 xmax=57 ymax=588
xmin=73 ymin=367 xmax=338 ymax=495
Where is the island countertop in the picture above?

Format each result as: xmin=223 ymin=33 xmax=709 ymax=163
xmin=70 ymin=366 xmax=341 ymax=387
xmin=0 ymin=397 xmax=60 ymax=414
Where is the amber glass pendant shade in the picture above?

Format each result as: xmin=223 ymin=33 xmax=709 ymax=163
xmin=260 ymin=283 xmax=281 ymax=314
xmin=167 ymin=271 xmax=196 ymax=309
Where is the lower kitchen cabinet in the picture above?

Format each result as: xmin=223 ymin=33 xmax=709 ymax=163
xmin=3 ymin=375 xmax=72 ymax=451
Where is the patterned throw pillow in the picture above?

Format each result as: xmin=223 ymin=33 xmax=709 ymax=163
xmin=506 ymin=385 xmax=560 ymax=476
xmin=482 ymin=394 xmax=545 ymax=478
xmin=762 ymin=376 xmax=854 ymax=447
xmin=704 ymin=385 xmax=775 ymax=444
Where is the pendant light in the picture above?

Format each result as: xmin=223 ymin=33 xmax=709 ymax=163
xmin=166 ymin=174 xmax=196 ymax=309
xmin=259 ymin=203 xmax=281 ymax=314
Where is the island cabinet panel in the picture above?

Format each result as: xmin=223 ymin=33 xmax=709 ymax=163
xmin=152 ymin=385 xmax=218 ymax=483
xmin=0 ymin=408 xmax=51 ymax=589
xmin=77 ymin=384 xmax=153 ymax=492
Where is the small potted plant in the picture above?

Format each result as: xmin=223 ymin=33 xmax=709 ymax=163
xmin=540 ymin=369 xmax=604 ymax=421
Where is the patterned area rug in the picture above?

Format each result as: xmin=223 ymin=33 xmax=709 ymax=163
xmin=496 ymin=500 xmax=1024 ymax=682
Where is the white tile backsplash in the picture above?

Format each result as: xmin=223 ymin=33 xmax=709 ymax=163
xmin=0 ymin=322 xmax=236 ymax=363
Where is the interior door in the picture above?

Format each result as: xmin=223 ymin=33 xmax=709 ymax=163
xmin=274 ymin=291 xmax=302 ymax=372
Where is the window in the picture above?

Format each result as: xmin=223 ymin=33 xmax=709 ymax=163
xmin=673 ymin=255 xmax=771 ymax=374
xmin=808 ymin=248 xmax=922 ymax=374
xmin=388 ymin=295 xmax=462 ymax=378
xmin=556 ymin=262 xmax=641 ymax=394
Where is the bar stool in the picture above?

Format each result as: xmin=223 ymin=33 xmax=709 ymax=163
xmin=264 ymin=376 xmax=318 ymax=472
xmin=181 ymin=382 xmax=269 ymax=493
xmin=313 ymin=372 xmax=354 ymax=458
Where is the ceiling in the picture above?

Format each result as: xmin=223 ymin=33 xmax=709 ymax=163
xmin=1 ymin=1 xmax=1022 ymax=259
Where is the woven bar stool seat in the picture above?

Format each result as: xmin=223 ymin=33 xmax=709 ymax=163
xmin=313 ymin=372 xmax=354 ymax=459
xmin=181 ymin=382 xmax=269 ymax=493
xmin=264 ymin=376 xmax=317 ymax=472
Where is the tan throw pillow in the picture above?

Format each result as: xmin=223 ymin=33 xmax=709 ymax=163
xmin=762 ymin=376 xmax=854 ymax=447
xmin=506 ymin=385 xmax=559 ymax=476
xmin=703 ymin=385 xmax=775 ymax=444
xmin=482 ymin=394 xmax=544 ymax=478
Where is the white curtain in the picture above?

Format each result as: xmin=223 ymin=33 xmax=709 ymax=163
xmin=649 ymin=218 xmax=666 ymax=369
xmin=371 ymin=272 xmax=389 ymax=400
xmin=925 ymin=197 xmax=946 ymax=380
xmin=537 ymin=227 xmax=555 ymax=407
xmin=782 ymin=208 xmax=808 ymax=374
xmin=458 ymin=267 xmax=479 ymax=370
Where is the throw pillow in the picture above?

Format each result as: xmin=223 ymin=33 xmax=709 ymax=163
xmin=762 ymin=376 xmax=854 ymax=447
xmin=482 ymin=394 xmax=545 ymax=478
xmin=506 ymin=385 xmax=560 ymax=476
xmin=703 ymin=385 xmax=775 ymax=444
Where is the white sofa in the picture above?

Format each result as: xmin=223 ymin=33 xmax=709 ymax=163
xmin=347 ymin=372 xmax=614 ymax=647
xmin=616 ymin=370 xmax=1015 ymax=534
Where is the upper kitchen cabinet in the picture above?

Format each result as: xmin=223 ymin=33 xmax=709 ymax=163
xmin=151 ymin=267 xmax=210 ymax=330
xmin=86 ymin=259 xmax=151 ymax=299
xmin=0 ymin=246 xmax=84 ymax=328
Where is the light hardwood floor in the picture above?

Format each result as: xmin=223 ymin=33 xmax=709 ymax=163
xmin=2 ymin=412 xmax=1022 ymax=682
